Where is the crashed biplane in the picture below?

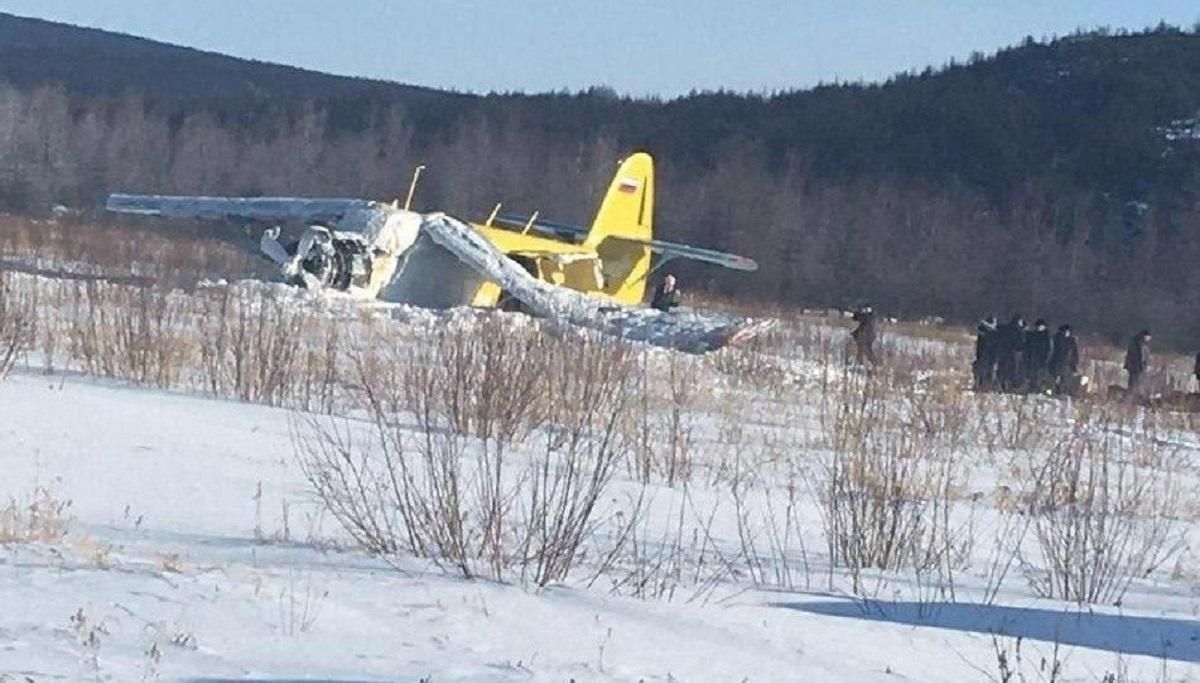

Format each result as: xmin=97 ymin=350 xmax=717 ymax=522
xmin=106 ymin=152 xmax=766 ymax=352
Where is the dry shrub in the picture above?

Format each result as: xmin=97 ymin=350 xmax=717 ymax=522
xmin=707 ymin=337 xmax=792 ymax=390
xmin=64 ymin=281 xmax=192 ymax=388
xmin=398 ymin=316 xmax=548 ymax=444
xmin=23 ymin=275 xmax=344 ymax=409
xmin=731 ymin=470 xmax=811 ymax=591
xmin=297 ymin=324 xmax=637 ymax=586
xmin=195 ymin=286 xmax=309 ymax=406
xmin=817 ymin=365 xmax=973 ymax=595
xmin=0 ymin=484 xmax=71 ymax=544
xmin=0 ymin=214 xmax=266 ymax=287
xmin=0 ymin=269 xmax=37 ymax=378
xmin=976 ymin=392 xmax=1057 ymax=454
xmin=1017 ymin=406 xmax=1186 ymax=605
xmin=628 ymin=351 xmax=704 ymax=485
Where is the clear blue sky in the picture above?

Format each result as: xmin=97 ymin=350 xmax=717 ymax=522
xmin=2 ymin=0 xmax=1196 ymax=96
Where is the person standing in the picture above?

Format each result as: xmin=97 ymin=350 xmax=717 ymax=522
xmin=650 ymin=274 xmax=681 ymax=312
xmin=1193 ymin=351 xmax=1199 ymax=391
xmin=1048 ymin=324 xmax=1080 ymax=395
xmin=996 ymin=315 xmax=1026 ymax=392
xmin=973 ymin=316 xmax=998 ymax=391
xmin=851 ymin=303 xmax=878 ymax=365
xmin=1124 ymin=330 xmax=1151 ymax=395
xmin=1023 ymin=319 xmax=1052 ymax=393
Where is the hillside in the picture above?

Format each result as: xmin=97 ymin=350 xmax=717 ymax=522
xmin=0 ymin=13 xmax=1199 ymax=344
xmin=0 ymin=11 xmax=451 ymax=102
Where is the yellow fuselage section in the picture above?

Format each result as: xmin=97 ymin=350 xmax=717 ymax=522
xmin=463 ymin=152 xmax=656 ymax=308
xmin=467 ymin=224 xmax=633 ymax=307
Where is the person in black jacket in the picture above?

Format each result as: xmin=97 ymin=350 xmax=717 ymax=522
xmin=851 ymin=303 xmax=878 ymax=365
xmin=996 ymin=315 xmax=1026 ymax=392
xmin=1048 ymin=324 xmax=1080 ymax=395
xmin=1124 ymin=330 xmax=1151 ymax=395
xmin=1023 ymin=319 xmax=1052 ymax=393
xmin=1194 ymin=351 xmax=1200 ymax=391
xmin=972 ymin=316 xmax=998 ymax=391
xmin=650 ymin=274 xmax=681 ymax=312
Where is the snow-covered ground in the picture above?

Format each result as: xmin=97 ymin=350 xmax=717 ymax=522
xmin=2 ymin=272 xmax=1200 ymax=682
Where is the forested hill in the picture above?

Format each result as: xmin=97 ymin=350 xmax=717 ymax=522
xmin=0 ymin=12 xmax=452 ymax=101
xmin=1 ymin=12 xmax=1199 ymax=344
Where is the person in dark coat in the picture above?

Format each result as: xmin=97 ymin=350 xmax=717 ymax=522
xmin=1124 ymin=330 xmax=1151 ymax=395
xmin=1023 ymin=319 xmax=1052 ymax=393
xmin=972 ymin=316 xmax=998 ymax=391
xmin=1194 ymin=351 xmax=1200 ymax=391
xmin=850 ymin=303 xmax=878 ymax=365
xmin=995 ymin=315 xmax=1026 ymax=392
xmin=650 ymin=274 xmax=681 ymax=312
xmin=1048 ymin=324 xmax=1080 ymax=395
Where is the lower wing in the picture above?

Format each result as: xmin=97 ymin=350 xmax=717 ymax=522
xmin=106 ymin=194 xmax=376 ymax=225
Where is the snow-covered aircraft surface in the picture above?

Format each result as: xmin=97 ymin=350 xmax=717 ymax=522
xmin=106 ymin=154 xmax=768 ymax=352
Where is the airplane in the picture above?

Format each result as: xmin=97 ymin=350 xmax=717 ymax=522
xmin=106 ymin=152 xmax=766 ymax=352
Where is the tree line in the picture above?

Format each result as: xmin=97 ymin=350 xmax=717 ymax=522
xmin=0 ymin=26 xmax=1198 ymax=345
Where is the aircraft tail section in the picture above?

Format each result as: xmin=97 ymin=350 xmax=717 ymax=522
xmin=586 ymin=152 xmax=655 ymax=304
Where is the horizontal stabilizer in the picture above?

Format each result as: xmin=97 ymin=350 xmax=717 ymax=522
xmin=106 ymin=194 xmax=374 ymax=223
xmin=637 ymin=238 xmax=758 ymax=272
xmin=494 ymin=213 xmax=756 ymax=272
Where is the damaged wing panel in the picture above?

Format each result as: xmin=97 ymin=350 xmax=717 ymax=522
xmin=421 ymin=213 xmax=767 ymax=353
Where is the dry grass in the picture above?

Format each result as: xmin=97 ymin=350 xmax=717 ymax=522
xmin=0 ymin=268 xmax=36 ymax=378
xmin=0 ymin=484 xmax=72 ymax=545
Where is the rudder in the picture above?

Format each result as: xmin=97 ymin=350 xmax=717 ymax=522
xmin=586 ymin=152 xmax=655 ymax=304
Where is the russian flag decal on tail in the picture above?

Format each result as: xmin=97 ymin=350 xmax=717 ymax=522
xmin=618 ymin=177 xmax=640 ymax=193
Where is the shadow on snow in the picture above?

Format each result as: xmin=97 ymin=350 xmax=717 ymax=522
xmin=775 ymin=599 xmax=1200 ymax=663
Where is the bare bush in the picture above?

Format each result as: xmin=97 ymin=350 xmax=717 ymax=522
xmin=1018 ymin=407 xmax=1186 ymax=605
xmin=730 ymin=470 xmax=811 ymax=591
xmin=817 ymin=365 xmax=973 ymax=596
xmin=398 ymin=316 xmax=548 ymax=445
xmin=0 ymin=270 xmax=37 ymax=378
xmin=196 ymin=286 xmax=307 ymax=405
xmin=628 ymin=351 xmax=703 ymax=485
xmin=297 ymin=326 xmax=637 ymax=586
xmin=64 ymin=281 xmax=191 ymax=388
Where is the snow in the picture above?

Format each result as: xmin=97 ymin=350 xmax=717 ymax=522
xmin=0 ymin=374 xmax=852 ymax=681
xmin=2 ymin=259 xmax=1200 ymax=680
xmin=2 ymin=344 xmax=1200 ymax=680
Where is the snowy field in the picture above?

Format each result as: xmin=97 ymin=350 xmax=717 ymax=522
xmin=1 ymin=262 xmax=1200 ymax=682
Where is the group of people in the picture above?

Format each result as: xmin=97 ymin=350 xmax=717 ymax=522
xmin=977 ymin=319 xmax=1197 ymax=398
xmin=973 ymin=316 xmax=1080 ymax=395
xmin=654 ymin=278 xmax=1200 ymax=399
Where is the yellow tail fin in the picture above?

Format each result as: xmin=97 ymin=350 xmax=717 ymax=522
xmin=587 ymin=152 xmax=655 ymax=304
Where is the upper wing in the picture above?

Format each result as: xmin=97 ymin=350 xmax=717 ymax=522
xmin=106 ymin=194 xmax=375 ymax=224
